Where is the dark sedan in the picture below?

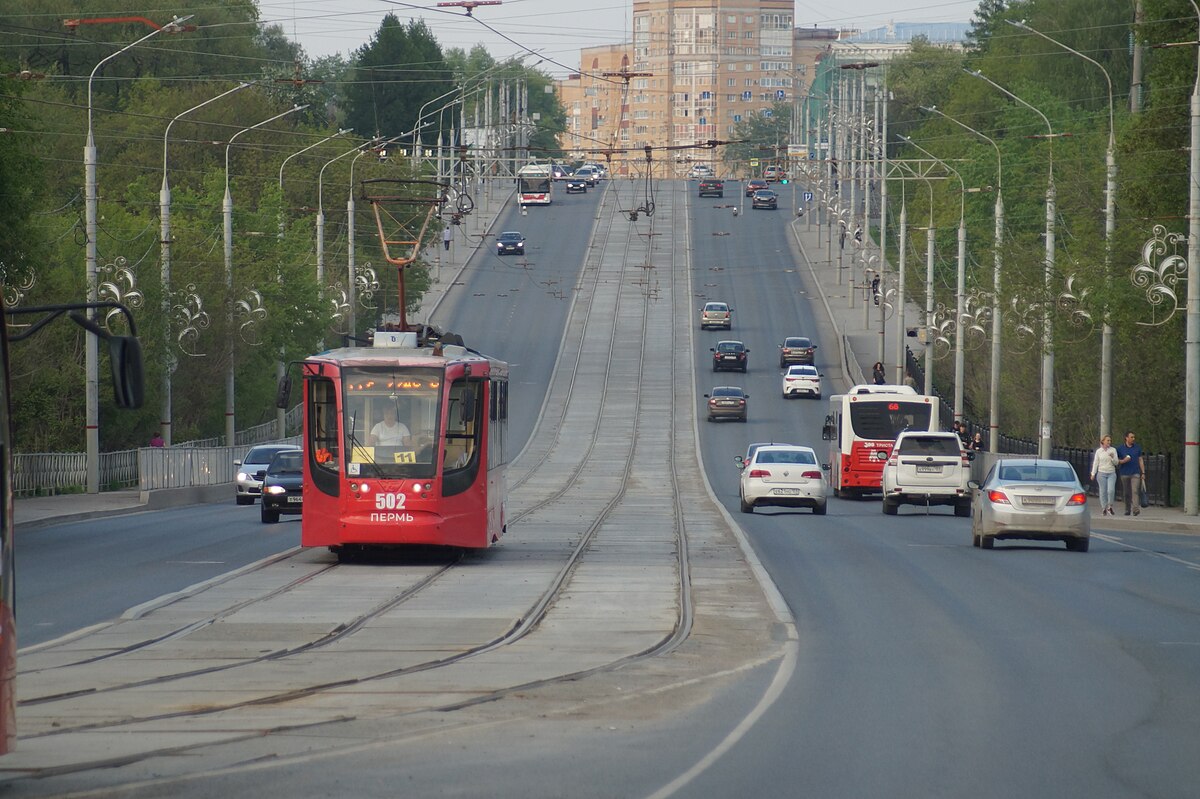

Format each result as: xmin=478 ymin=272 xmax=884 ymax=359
xmin=565 ymin=176 xmax=588 ymax=193
xmin=260 ymin=449 xmax=303 ymax=523
xmin=752 ymin=189 xmax=778 ymax=210
xmin=779 ymin=336 xmax=817 ymax=366
xmin=495 ymin=230 xmax=525 ymax=255
xmin=711 ymin=340 xmax=749 ymax=372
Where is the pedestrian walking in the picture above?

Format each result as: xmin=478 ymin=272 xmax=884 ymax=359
xmin=871 ymin=361 xmax=885 ymax=385
xmin=871 ymin=274 xmax=880 ymax=305
xmin=442 ymin=226 xmax=452 ymax=251
xmin=1115 ymin=430 xmax=1145 ymax=516
xmin=970 ymin=432 xmax=984 ymax=452
xmin=149 ymin=432 xmax=165 ymax=448
xmin=1089 ymin=434 xmax=1119 ymax=516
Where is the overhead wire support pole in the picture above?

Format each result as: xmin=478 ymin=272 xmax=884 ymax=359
xmin=79 ymin=13 xmax=192 ymax=491
xmin=966 ymin=68 xmax=1061 ymax=459
xmin=160 ymin=81 xmax=252 ymax=446
xmin=920 ymin=105 xmax=1004 ymax=453
xmin=1008 ymin=19 xmax=1118 ymax=444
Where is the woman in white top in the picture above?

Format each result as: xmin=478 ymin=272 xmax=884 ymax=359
xmin=369 ymin=405 xmax=410 ymax=447
xmin=1090 ymin=434 xmax=1120 ymax=516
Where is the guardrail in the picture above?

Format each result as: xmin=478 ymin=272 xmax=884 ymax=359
xmin=12 ymin=405 xmax=303 ymax=498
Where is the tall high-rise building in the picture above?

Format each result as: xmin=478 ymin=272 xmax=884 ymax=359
xmin=556 ymin=1 xmax=794 ymax=176
xmin=556 ymin=45 xmax=633 ymax=173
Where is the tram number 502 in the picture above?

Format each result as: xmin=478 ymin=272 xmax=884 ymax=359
xmin=375 ymin=492 xmax=407 ymax=511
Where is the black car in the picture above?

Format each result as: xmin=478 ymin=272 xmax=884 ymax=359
xmin=260 ymin=449 xmax=303 ymax=523
xmin=565 ymin=176 xmax=588 ymax=193
xmin=711 ymin=340 xmax=749 ymax=372
xmin=698 ymin=179 xmax=724 ymax=198
xmin=752 ymin=189 xmax=778 ymax=210
xmin=495 ymin=230 xmax=525 ymax=255
xmin=779 ymin=336 xmax=817 ymax=366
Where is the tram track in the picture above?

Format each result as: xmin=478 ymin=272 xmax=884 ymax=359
xmin=12 ymin=183 xmax=701 ymax=781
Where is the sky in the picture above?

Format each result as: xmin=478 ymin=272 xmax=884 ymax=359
xmin=260 ymin=0 xmax=982 ymax=78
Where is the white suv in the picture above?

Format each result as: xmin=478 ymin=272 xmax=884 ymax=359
xmin=881 ymin=431 xmax=973 ymax=516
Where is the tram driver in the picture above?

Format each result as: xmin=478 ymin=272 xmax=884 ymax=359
xmin=369 ymin=404 xmax=410 ymax=447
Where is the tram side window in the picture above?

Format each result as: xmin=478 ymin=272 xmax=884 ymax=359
xmin=308 ymin=378 xmax=340 ymax=493
xmin=444 ymin=377 xmax=483 ymax=496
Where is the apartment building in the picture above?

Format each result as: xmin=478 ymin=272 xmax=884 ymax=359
xmin=557 ymin=44 xmax=633 ymax=172
xmin=555 ymin=0 xmax=793 ymax=177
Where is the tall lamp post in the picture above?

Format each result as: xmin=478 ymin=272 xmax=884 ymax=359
xmin=83 ymin=14 xmax=191 ymax=491
xmin=967 ymin=69 xmax=1058 ymax=459
xmin=1008 ymin=20 xmax=1117 ymax=442
xmin=1185 ymin=1 xmax=1200 ymax=514
xmin=160 ymin=81 xmax=251 ymax=446
xmin=920 ymin=105 xmax=1004 ymax=452
xmin=222 ymin=105 xmax=307 ymax=446
xmin=901 ymin=136 xmax=967 ymax=424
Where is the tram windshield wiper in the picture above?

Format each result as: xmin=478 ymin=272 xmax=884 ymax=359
xmin=346 ymin=412 xmax=384 ymax=478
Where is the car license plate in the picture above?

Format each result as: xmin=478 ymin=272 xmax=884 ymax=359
xmin=287 ymin=496 xmax=302 ymax=503
xmin=773 ymin=488 xmax=801 ymax=495
xmin=1023 ymin=496 xmax=1055 ymax=506
xmin=916 ymin=465 xmax=942 ymax=474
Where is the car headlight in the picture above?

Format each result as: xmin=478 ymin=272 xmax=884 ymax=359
xmin=237 ymin=471 xmax=250 ymax=482
xmin=265 ymin=485 xmax=287 ymax=495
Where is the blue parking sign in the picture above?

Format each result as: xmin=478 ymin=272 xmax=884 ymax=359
xmin=803 ymin=191 xmax=814 ymax=202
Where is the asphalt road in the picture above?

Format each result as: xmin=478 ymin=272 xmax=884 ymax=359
xmin=14 ymin=181 xmax=1200 ymax=798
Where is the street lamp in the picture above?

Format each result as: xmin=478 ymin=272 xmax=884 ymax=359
xmin=967 ymin=69 xmax=1058 ymax=459
xmin=900 ymin=135 xmax=967 ymax=424
xmin=159 ymin=81 xmax=251 ymax=446
xmin=222 ymin=105 xmax=307 ymax=446
xmin=83 ymin=14 xmax=191 ymax=491
xmin=1188 ymin=1 xmax=1200 ymax=514
xmin=1007 ymin=19 xmax=1118 ymax=443
xmin=920 ymin=105 xmax=1004 ymax=452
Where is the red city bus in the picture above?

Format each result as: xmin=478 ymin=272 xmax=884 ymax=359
xmin=517 ymin=164 xmax=553 ymax=206
xmin=822 ymin=385 xmax=940 ymax=497
xmin=296 ymin=331 xmax=508 ymax=559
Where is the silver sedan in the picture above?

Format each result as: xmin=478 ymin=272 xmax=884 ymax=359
xmin=969 ymin=458 xmax=1091 ymax=551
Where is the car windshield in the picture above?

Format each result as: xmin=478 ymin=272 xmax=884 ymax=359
xmin=712 ymin=387 xmax=743 ymax=397
xmin=997 ymin=464 xmax=1079 ymax=484
xmin=788 ymin=366 xmax=816 ymax=376
xmin=716 ymin=342 xmax=742 ymax=352
xmin=756 ymin=449 xmax=816 ymax=465
xmin=245 ymin=446 xmax=293 ymax=464
xmin=705 ymin=304 xmax=728 ymax=312
xmin=897 ymin=436 xmax=960 ymax=456
xmin=269 ymin=451 xmax=302 ymax=474
xmin=785 ymin=338 xmax=811 ymax=347
xmin=499 ymin=232 xmax=522 ymax=242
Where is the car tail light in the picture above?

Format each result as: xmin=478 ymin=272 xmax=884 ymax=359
xmin=801 ymin=470 xmax=822 ymax=480
xmin=749 ymin=469 xmax=771 ymax=478
xmin=736 ymin=399 xmax=745 ymax=405
xmin=987 ymin=489 xmax=1010 ymax=505
xmin=887 ymin=457 xmax=897 ymax=467
xmin=1067 ymin=492 xmax=1088 ymax=506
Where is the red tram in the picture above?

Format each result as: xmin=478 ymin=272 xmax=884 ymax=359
xmin=298 ymin=330 xmax=508 ymax=558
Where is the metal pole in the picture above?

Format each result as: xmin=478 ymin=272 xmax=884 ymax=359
xmin=991 ymin=191 xmax=1003 ymax=452
xmin=1187 ymin=1 xmax=1200 ymax=514
xmin=223 ymin=105 xmax=306 ymax=446
xmin=955 ymin=218 xmax=966 ymax=424
xmin=965 ymin=69 xmax=1057 ymax=458
xmin=925 ymin=225 xmax=935 ymax=397
xmin=1041 ymin=180 xmax=1056 ymax=459
xmin=1007 ymin=20 xmax=1117 ymax=443
xmin=160 ymin=82 xmax=251 ymax=446
xmin=85 ymin=19 xmax=186 ymax=491
xmin=896 ymin=199 xmax=907 ymax=385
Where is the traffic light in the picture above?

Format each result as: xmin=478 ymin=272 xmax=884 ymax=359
xmin=780 ymin=177 xmax=789 ymax=184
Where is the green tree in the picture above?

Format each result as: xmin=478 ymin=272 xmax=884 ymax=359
xmin=343 ymin=15 xmax=454 ymax=139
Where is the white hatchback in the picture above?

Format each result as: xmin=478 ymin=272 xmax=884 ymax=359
xmin=782 ymin=365 xmax=822 ymax=399
xmin=736 ymin=445 xmax=828 ymax=515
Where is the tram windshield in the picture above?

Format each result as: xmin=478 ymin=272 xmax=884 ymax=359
xmin=342 ymin=366 xmax=443 ymax=479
